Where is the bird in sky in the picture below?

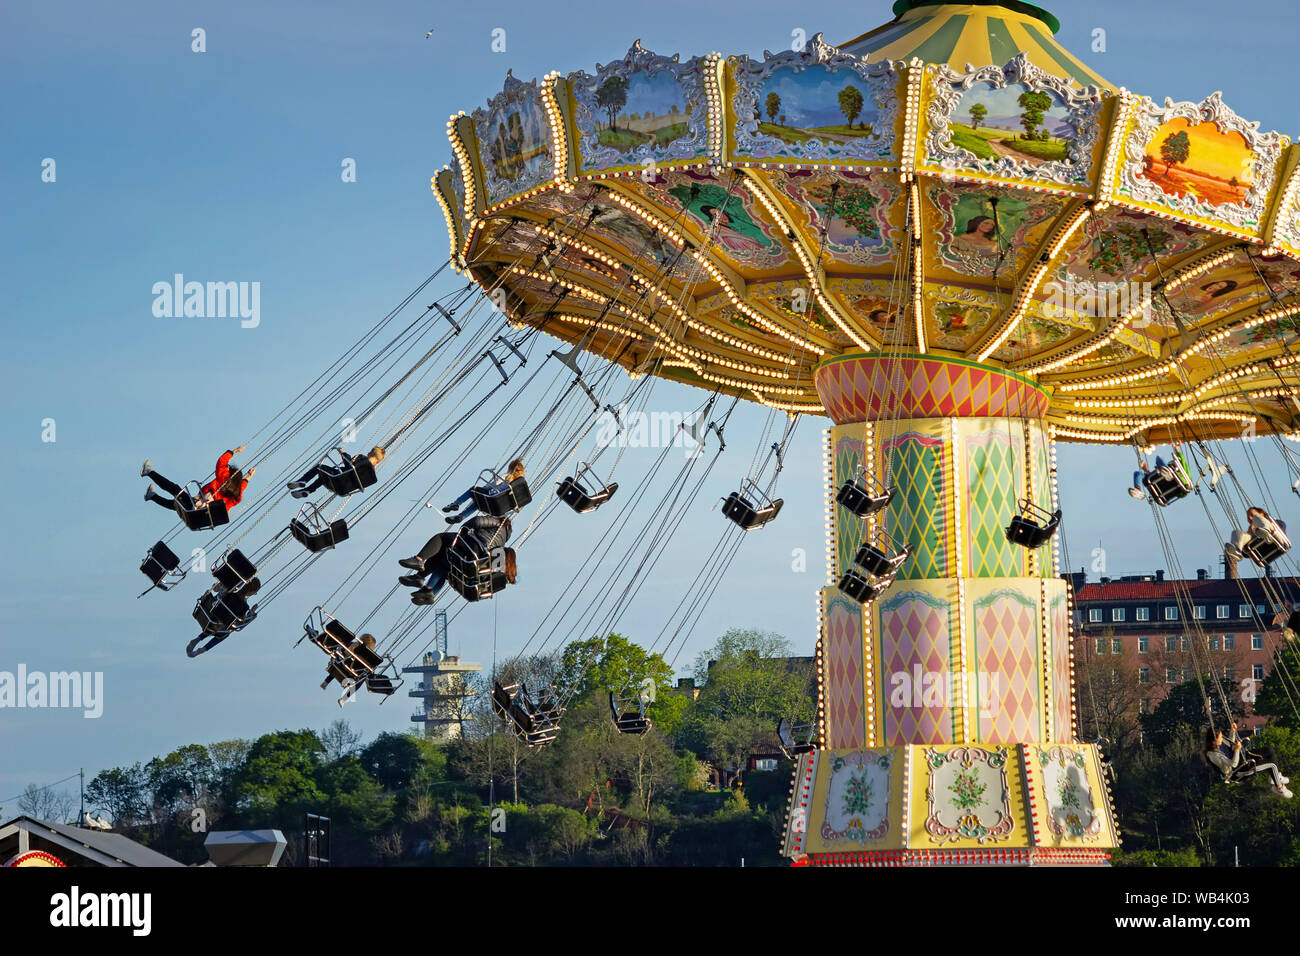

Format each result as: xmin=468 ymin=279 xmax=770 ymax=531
xmin=425 ymin=29 xmax=434 ymax=38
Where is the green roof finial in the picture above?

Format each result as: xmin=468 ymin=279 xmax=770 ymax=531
xmin=890 ymin=0 xmax=1062 ymax=35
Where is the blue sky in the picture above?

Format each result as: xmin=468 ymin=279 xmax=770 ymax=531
xmin=1 ymin=0 xmax=1298 ymax=810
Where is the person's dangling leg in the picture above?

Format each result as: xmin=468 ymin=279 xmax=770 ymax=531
xmin=441 ymin=488 xmax=474 ymax=513
xmin=146 ymin=470 xmax=183 ymax=497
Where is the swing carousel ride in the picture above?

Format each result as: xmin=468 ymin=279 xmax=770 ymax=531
xmin=428 ymin=0 xmax=1300 ymax=865
xmin=138 ymin=0 xmax=1300 ymax=868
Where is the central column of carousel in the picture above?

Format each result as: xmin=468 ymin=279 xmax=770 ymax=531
xmin=781 ymin=351 xmax=1120 ymax=866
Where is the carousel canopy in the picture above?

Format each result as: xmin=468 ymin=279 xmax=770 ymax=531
xmin=435 ymin=1 xmax=1300 ymax=444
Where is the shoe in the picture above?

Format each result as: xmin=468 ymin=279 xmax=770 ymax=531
xmin=144 ymin=483 xmax=158 ymax=502
xmin=445 ymin=514 xmax=462 ymax=525
xmin=399 ymin=574 xmax=426 ymax=588
xmin=1128 ymin=487 xmax=1146 ymax=500
xmin=411 ymin=588 xmax=437 ymax=605
xmin=441 ymin=502 xmax=459 ymax=513
xmin=1225 ymin=543 xmax=1244 ymax=560
xmin=140 ymin=459 xmax=152 ymax=477
xmin=1280 ymin=775 xmax=1291 ymax=785
xmin=291 ymin=488 xmax=309 ymax=499
xmin=1278 ymin=785 xmax=1294 ymax=799
xmin=287 ymin=480 xmax=305 ymax=489
xmin=398 ymin=556 xmax=425 ymax=571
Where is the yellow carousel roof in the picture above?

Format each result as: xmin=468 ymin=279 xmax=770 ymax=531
xmin=434 ymin=2 xmax=1300 ymax=445
xmin=842 ymin=1 xmax=1111 ymax=90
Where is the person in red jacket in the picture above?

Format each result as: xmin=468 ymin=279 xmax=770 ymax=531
xmin=142 ymin=446 xmax=256 ymax=512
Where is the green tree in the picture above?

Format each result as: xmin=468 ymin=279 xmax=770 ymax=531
xmin=1016 ymin=90 xmax=1053 ymax=141
xmin=1160 ymin=129 xmax=1191 ymax=170
xmin=556 ymin=632 xmax=681 ymax=732
xmin=359 ymin=732 xmax=426 ymax=792
xmin=230 ymin=729 xmax=325 ymax=828
xmin=86 ymin=764 xmax=147 ymax=827
xmin=969 ymin=102 xmax=987 ymax=130
xmin=595 ymin=76 xmax=629 ymax=131
xmin=837 ymin=85 xmax=865 ymax=128
xmin=1254 ymin=643 xmax=1300 ymax=728
xmin=1140 ymin=680 xmax=1236 ymax=752
xmin=765 ymin=92 xmax=781 ymax=124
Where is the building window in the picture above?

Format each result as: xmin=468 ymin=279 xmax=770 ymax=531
xmin=1112 ymin=637 xmax=1122 ymax=654
xmin=752 ymin=758 xmax=778 ymax=771
xmin=1112 ymin=607 xmax=1125 ymax=622
xmin=1194 ymin=605 xmax=1206 ymax=620
xmin=1216 ymin=604 xmax=1229 ymax=619
xmin=1166 ymin=667 xmax=1178 ymax=684
xmin=1239 ymin=604 xmax=1252 ymax=619
xmin=1139 ymin=666 xmax=1150 ymax=684
xmin=1183 ymin=666 xmax=1194 ymax=682
xmin=1088 ymin=608 xmax=1102 ymax=623
xmin=1095 ymin=637 xmax=1107 ymax=654
xmin=1165 ymin=606 xmax=1179 ymax=620
xmin=1252 ymin=634 xmax=1264 ymax=650
xmin=1181 ymin=636 xmax=1190 ymax=652
xmin=1136 ymin=606 xmax=1150 ymax=622
xmin=1139 ymin=698 xmax=1150 ymax=715
xmin=1225 ymin=665 xmax=1235 ymax=682
xmin=1209 ymin=635 xmax=1220 ymax=651
xmin=1257 ymin=604 xmax=1266 ymax=615
xmin=1224 ymin=634 xmax=1236 ymax=651
xmin=1253 ymin=664 xmax=1265 ymax=681
xmin=1165 ymin=635 xmax=1178 ymax=653
xmin=1138 ymin=636 xmax=1150 ymax=653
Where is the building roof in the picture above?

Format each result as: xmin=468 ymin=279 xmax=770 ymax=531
xmin=1074 ymin=577 xmax=1298 ymax=603
xmin=0 ymin=816 xmax=186 ymax=867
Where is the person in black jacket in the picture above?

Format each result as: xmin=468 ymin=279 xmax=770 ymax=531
xmin=398 ymin=515 xmax=514 ymax=600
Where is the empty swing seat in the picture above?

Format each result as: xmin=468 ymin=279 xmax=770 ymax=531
xmin=1243 ymin=520 xmax=1291 ymax=567
xmin=471 ymin=472 xmax=532 ymax=517
xmin=609 ymin=692 xmax=651 ymax=735
xmin=557 ymin=464 xmax=618 ymax=514
xmin=192 ymin=590 xmax=255 ymax=636
xmin=836 ymin=475 xmax=893 ymax=518
xmin=1143 ymin=465 xmax=1193 ymax=507
xmin=366 ymin=674 xmax=400 ymax=696
xmin=838 ymin=568 xmax=894 ymax=604
xmin=290 ymin=502 xmax=349 ymax=553
xmin=174 ymin=487 xmax=230 ymax=531
xmin=319 ymin=455 xmax=379 ymax=497
xmin=212 ymin=548 xmax=258 ymax=591
xmin=853 ymin=543 xmax=907 ymax=578
xmin=777 ymin=717 xmax=815 ymax=756
xmin=1005 ymin=500 xmax=1062 ymax=549
xmin=722 ymin=489 xmax=784 ymax=530
xmin=140 ymin=539 xmax=183 ymax=590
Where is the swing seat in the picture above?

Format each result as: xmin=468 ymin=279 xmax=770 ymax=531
xmin=557 ymin=464 xmax=618 ymax=514
xmin=1243 ymin=520 xmax=1291 ymax=567
xmin=609 ymin=691 xmax=652 ymax=735
xmin=836 ymin=476 xmax=893 ymax=518
xmin=319 ymin=455 xmax=379 ymax=497
xmin=853 ymin=543 xmax=908 ymax=578
xmin=837 ymin=568 xmax=895 ymax=604
xmin=192 ymin=589 xmax=255 ymax=636
xmin=366 ymin=673 xmax=400 ymax=696
xmin=1143 ymin=465 xmax=1193 ymax=507
xmin=290 ymin=502 xmax=349 ymax=553
xmin=722 ymin=490 xmax=784 ymax=530
xmin=212 ymin=548 xmax=258 ymax=591
xmin=492 ymin=681 xmax=518 ymax=721
xmin=175 ymin=486 xmax=230 ymax=531
xmin=447 ymin=534 xmax=507 ymax=602
xmin=1005 ymin=500 xmax=1062 ymax=549
xmin=470 ymin=472 xmax=532 ymax=517
xmin=777 ymin=717 xmax=815 ymax=756
xmin=140 ymin=540 xmax=183 ymax=590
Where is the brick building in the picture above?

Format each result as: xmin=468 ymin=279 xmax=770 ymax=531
xmin=1070 ymin=567 xmax=1296 ymax=729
